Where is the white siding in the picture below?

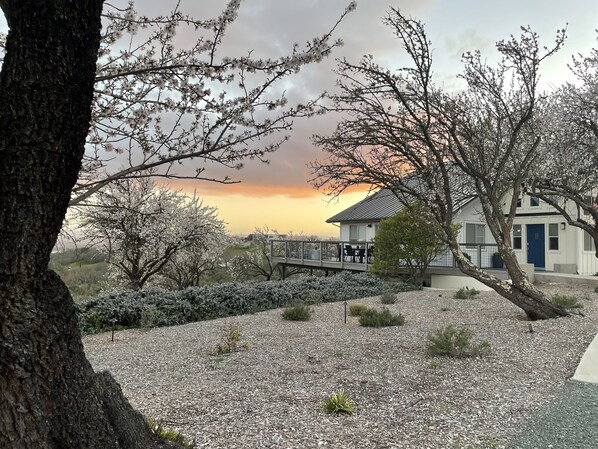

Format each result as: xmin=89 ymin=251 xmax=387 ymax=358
xmin=453 ymin=200 xmax=492 ymax=244
xmin=338 ymin=222 xmax=378 ymax=242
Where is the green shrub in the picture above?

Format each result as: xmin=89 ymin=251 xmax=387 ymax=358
xmin=359 ymin=307 xmax=405 ymax=327
xmin=147 ymin=417 xmax=195 ymax=449
xmin=139 ymin=306 xmax=166 ymax=328
xmin=380 ymin=291 xmax=397 ymax=304
xmin=282 ymin=304 xmax=312 ymax=321
xmin=348 ymin=304 xmax=369 ymax=317
xmin=552 ymin=294 xmax=584 ymax=310
xmin=440 ymin=307 xmax=450 ymax=312
xmin=215 ymin=321 xmax=247 ymax=355
xmin=594 ymin=286 xmax=598 ymax=294
xmin=453 ymin=287 xmax=480 ymax=299
xmin=323 ymin=389 xmax=356 ymax=415
xmin=426 ymin=325 xmax=490 ymax=358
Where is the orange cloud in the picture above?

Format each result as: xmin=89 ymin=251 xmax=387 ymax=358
xmin=168 ymin=179 xmax=371 ymax=199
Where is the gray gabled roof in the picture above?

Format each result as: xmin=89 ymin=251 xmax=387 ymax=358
xmin=326 ymin=189 xmax=405 ymax=223
xmin=326 ymin=183 xmax=477 ymax=224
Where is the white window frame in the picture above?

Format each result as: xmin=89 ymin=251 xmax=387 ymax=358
xmin=349 ymin=224 xmax=366 ymax=242
xmin=513 ymin=224 xmax=522 ymax=250
xmin=465 ymin=223 xmax=485 ymax=245
xmin=548 ymin=223 xmax=559 ymax=251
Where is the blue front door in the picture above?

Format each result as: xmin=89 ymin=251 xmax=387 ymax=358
xmin=527 ymin=224 xmax=545 ymax=268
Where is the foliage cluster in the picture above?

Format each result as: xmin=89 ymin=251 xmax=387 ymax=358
xmin=281 ymin=304 xmax=312 ymax=321
xmin=380 ymin=291 xmax=397 ymax=304
xmin=322 ymin=389 xmax=356 ymax=415
xmin=551 ymin=294 xmax=584 ymax=310
xmin=372 ymin=203 xmax=446 ymax=287
xmin=79 ymin=272 xmax=391 ymax=334
xmin=348 ymin=304 xmax=369 ymax=317
xmin=426 ymin=325 xmax=491 ymax=358
xmin=146 ymin=417 xmax=196 ymax=449
xmin=453 ymin=287 xmax=481 ymax=299
xmin=358 ymin=308 xmax=405 ymax=327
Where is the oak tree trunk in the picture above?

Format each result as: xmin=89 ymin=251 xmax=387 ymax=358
xmin=449 ymin=242 xmax=568 ymax=320
xmin=0 ymin=2 xmax=177 ymax=447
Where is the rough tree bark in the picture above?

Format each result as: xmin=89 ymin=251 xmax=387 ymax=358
xmin=0 ymin=1 xmax=177 ymax=448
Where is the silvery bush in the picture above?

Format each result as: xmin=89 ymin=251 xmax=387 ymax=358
xmin=79 ymin=272 xmax=392 ymax=334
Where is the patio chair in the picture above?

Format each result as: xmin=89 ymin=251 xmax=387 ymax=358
xmin=344 ymin=244 xmax=356 ymax=262
xmin=357 ymin=247 xmax=366 ymax=263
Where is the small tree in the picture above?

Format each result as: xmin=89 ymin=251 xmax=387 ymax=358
xmin=373 ymin=203 xmax=445 ymax=287
xmin=78 ymin=177 xmax=226 ymax=290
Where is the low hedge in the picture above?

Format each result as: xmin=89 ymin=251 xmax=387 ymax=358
xmin=78 ymin=272 xmax=398 ymax=334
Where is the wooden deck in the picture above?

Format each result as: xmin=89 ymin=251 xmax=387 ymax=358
xmin=269 ymin=239 xmax=508 ymax=279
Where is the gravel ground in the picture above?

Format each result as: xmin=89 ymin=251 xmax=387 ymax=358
xmin=83 ymin=283 xmax=598 ymax=449
xmin=508 ymin=380 xmax=598 ymax=449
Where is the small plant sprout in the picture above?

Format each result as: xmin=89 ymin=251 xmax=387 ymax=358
xmin=215 ymin=321 xmax=246 ymax=355
xmin=323 ymin=389 xmax=356 ymax=415
xmin=428 ymin=360 xmax=442 ymax=370
xmin=454 ymin=287 xmax=481 ymax=299
xmin=147 ymin=417 xmax=196 ymax=449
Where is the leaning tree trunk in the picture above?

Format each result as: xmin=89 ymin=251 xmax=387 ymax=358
xmin=448 ymin=241 xmax=568 ymax=320
xmin=0 ymin=2 xmax=176 ymax=448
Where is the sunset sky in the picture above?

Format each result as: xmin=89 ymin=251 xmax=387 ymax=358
xmin=3 ymin=1 xmax=598 ymax=237
xmin=167 ymin=0 xmax=598 ymax=237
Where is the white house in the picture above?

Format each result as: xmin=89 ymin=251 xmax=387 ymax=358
xmin=509 ymin=194 xmax=598 ymax=275
xmin=327 ymin=188 xmax=598 ymax=275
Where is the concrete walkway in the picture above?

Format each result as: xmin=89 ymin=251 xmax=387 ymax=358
xmin=507 ymin=331 xmax=598 ymax=449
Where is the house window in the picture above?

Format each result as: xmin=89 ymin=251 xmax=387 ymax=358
xmin=349 ymin=224 xmax=366 ymax=242
xmin=513 ymin=224 xmax=522 ymax=250
xmin=465 ymin=223 xmax=485 ymax=244
xmin=584 ymin=232 xmax=596 ymax=252
xmin=530 ymin=197 xmax=540 ymax=207
xmin=516 ymin=197 xmax=522 ymax=208
xmin=548 ymin=223 xmax=559 ymax=250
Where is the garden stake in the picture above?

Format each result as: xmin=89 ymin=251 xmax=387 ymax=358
xmin=344 ymin=301 xmax=347 ymax=324
xmin=110 ymin=318 xmax=117 ymax=342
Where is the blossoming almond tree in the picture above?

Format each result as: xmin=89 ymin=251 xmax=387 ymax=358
xmin=311 ymin=9 xmax=568 ymax=319
xmin=0 ymin=1 xmax=352 ymax=447
xmin=71 ymin=0 xmax=356 ymax=205
xmin=530 ymin=46 xmax=598 ymax=256
xmin=78 ymin=176 xmax=227 ymax=290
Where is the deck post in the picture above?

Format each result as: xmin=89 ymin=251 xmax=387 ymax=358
xmin=477 ymin=244 xmax=482 ymax=268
